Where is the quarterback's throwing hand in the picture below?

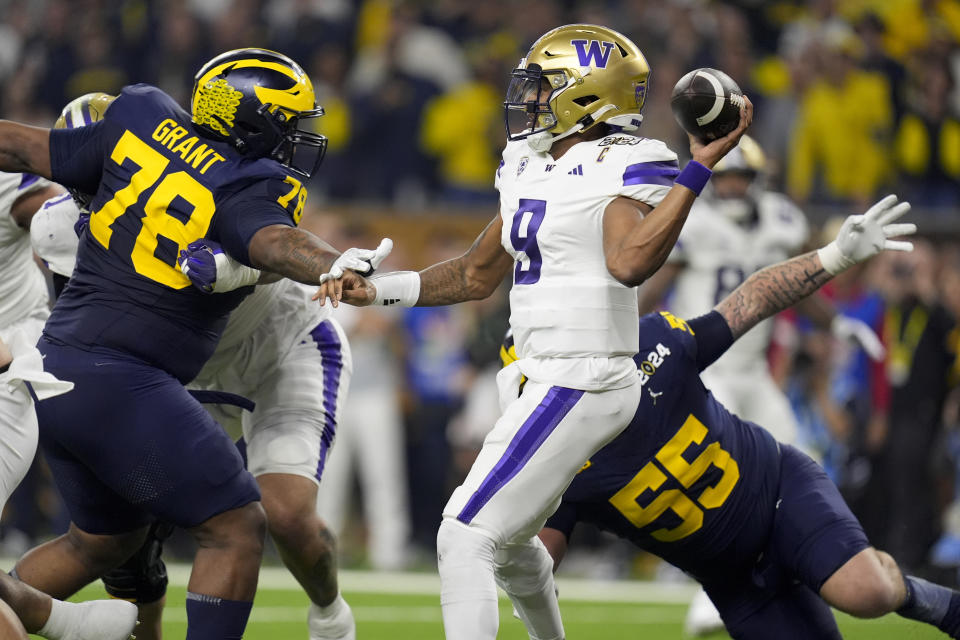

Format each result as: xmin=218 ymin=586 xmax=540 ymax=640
xmin=689 ymin=95 xmax=754 ymax=169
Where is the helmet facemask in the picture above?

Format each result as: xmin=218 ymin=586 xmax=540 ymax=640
xmin=262 ymin=105 xmax=328 ymax=179
xmin=504 ymin=63 xmax=566 ymax=142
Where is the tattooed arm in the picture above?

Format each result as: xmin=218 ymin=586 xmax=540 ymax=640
xmin=714 ymin=195 xmax=916 ymax=341
xmin=248 ymin=224 xmax=342 ymax=284
xmin=416 ymin=215 xmax=513 ymax=306
xmin=714 ymin=251 xmax=832 ymax=341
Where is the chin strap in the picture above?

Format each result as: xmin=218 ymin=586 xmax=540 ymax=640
xmin=526 ymin=104 xmax=644 ymax=152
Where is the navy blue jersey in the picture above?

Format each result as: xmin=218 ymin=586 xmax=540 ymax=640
xmin=44 ymin=84 xmax=309 ymax=382
xmin=545 ymin=311 xmax=782 ymax=583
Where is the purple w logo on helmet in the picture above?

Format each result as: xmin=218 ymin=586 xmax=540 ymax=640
xmin=571 ymin=39 xmax=615 ymax=68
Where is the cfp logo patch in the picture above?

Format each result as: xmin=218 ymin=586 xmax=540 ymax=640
xmin=517 ymin=156 xmax=529 ymax=176
xmin=571 ymin=39 xmax=615 ymax=68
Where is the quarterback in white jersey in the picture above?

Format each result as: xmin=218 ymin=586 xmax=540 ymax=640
xmin=324 ymin=24 xmax=753 ymax=640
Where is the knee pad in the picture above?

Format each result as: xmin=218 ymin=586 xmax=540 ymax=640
xmin=493 ymin=538 xmax=554 ymax=597
xmin=101 ymin=522 xmax=173 ymax=604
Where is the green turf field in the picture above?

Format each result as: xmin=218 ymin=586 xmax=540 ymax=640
xmin=34 ymin=568 xmax=948 ymax=639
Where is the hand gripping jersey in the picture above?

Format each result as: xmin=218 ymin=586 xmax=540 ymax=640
xmin=0 ymin=172 xmax=53 ymax=330
xmin=666 ymin=192 xmax=808 ymax=372
xmin=45 ymin=84 xmax=308 ymax=383
xmin=496 ymin=133 xmax=678 ymax=390
xmin=544 ymin=311 xmax=782 ymax=583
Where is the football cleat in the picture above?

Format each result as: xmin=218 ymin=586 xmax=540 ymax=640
xmin=192 ymin=48 xmax=328 ymax=178
xmin=504 ymin=24 xmax=651 ymax=152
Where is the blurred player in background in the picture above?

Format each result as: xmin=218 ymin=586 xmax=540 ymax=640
xmin=322 ymin=24 xmax=753 ymax=640
xmin=0 ymin=47 xmax=382 ymax=640
xmin=535 ymin=197 xmax=960 ymax=640
xmin=636 ymin=135 xmax=885 ymax=633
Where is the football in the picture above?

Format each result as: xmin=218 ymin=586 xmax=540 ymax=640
xmin=670 ymin=68 xmax=745 ymax=143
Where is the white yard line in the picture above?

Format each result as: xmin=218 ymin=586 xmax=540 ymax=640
xmin=161 ymin=564 xmax=699 ymax=604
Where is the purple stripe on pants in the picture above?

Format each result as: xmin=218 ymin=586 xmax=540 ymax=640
xmin=309 ymin=320 xmax=343 ymax=482
xmin=457 ymin=386 xmax=584 ymax=525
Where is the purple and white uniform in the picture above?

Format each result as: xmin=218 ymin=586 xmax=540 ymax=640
xmin=443 ymin=133 xmax=679 ymax=544
xmin=193 ymin=278 xmax=351 ymax=484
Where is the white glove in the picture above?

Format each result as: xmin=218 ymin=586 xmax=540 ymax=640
xmin=831 ymin=315 xmax=885 ymax=361
xmin=817 ymin=194 xmax=915 ymax=275
xmin=319 ymin=238 xmax=394 ymax=284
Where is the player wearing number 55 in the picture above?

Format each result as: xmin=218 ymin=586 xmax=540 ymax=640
xmin=319 ymin=23 xmax=752 ymax=640
xmin=0 ymin=48 xmax=379 ymax=640
xmin=531 ymin=195 xmax=960 ymax=639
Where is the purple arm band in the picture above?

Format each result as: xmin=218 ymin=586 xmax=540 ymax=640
xmin=674 ymin=161 xmax=712 ymax=196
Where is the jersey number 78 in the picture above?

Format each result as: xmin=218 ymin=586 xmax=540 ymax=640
xmin=89 ymin=130 xmax=215 ymax=289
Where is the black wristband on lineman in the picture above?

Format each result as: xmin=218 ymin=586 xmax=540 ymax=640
xmin=0 ymin=362 xmax=9 ymax=375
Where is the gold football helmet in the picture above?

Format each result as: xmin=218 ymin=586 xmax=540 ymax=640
xmin=706 ymin=135 xmax=767 ymax=222
xmin=504 ymin=24 xmax=651 ymax=152
xmin=712 ymin=134 xmax=766 ymax=175
xmin=54 ymin=92 xmax=114 ymax=130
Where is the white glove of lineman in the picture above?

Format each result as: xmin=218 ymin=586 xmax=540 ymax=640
xmin=817 ymin=195 xmax=916 ymax=275
xmin=318 ymin=238 xmax=394 ymax=284
xmin=831 ymin=315 xmax=885 ymax=361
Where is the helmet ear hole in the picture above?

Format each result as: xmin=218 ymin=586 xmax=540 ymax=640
xmin=572 ymin=95 xmax=599 ymax=107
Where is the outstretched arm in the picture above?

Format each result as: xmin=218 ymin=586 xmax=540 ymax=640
xmin=416 ymin=215 xmax=513 ymax=305
xmin=715 ymin=251 xmax=833 ymax=340
xmin=0 ymin=122 xmax=52 ymax=178
xmin=715 ymin=195 xmax=915 ymax=340
xmin=329 ymin=214 xmax=513 ymax=307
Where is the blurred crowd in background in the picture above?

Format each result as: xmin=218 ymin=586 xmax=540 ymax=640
xmin=0 ymin=0 xmax=959 ymax=209
xmin=2 ymin=0 xmax=960 ymax=586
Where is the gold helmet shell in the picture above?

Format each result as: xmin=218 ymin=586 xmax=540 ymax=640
xmin=55 ymin=92 xmax=115 ymax=130
xmin=713 ymin=135 xmax=766 ymax=175
xmin=505 ymin=24 xmax=651 ymax=152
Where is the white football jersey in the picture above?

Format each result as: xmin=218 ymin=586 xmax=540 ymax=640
xmin=666 ymin=191 xmax=809 ymax=371
xmin=497 ymin=134 xmax=677 ymax=390
xmin=0 ymin=173 xmax=53 ymax=328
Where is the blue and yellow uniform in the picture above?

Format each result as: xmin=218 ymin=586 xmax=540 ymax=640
xmin=534 ymin=311 xmax=871 ymax=638
xmin=36 ymin=84 xmax=309 ymax=534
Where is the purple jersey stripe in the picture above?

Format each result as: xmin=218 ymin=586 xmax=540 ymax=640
xmin=17 ymin=173 xmax=39 ymax=190
xmin=622 ymin=161 xmax=680 ymax=187
xmin=623 ymin=174 xmax=677 ymax=186
xmin=457 ymin=386 xmax=584 ymax=524
xmin=310 ymin=320 xmax=343 ymax=481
